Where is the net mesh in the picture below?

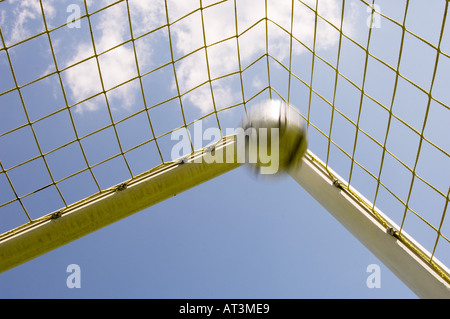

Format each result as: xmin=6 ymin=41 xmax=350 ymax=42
xmin=0 ymin=0 xmax=449 ymax=281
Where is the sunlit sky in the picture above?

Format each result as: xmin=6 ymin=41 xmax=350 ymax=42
xmin=1 ymin=0 xmax=449 ymax=298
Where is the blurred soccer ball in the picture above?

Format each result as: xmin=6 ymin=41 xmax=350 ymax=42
xmin=241 ymin=99 xmax=307 ymax=174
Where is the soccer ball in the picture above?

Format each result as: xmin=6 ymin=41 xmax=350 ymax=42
xmin=241 ymin=99 xmax=307 ymax=175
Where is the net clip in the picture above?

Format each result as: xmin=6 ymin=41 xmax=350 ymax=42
xmin=387 ymin=227 xmax=400 ymax=239
xmin=50 ymin=210 xmax=63 ymax=220
xmin=116 ymin=182 xmax=128 ymax=191
xmin=176 ymin=156 xmax=190 ymax=165
xmin=333 ymin=179 xmax=344 ymax=190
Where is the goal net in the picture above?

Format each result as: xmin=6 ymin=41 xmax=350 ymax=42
xmin=0 ymin=0 xmax=449 ymax=297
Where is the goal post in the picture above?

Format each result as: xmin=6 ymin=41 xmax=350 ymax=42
xmin=0 ymin=135 xmax=241 ymax=273
xmin=289 ymin=151 xmax=450 ymax=298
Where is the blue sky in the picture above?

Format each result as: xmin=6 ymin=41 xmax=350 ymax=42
xmin=0 ymin=0 xmax=449 ymax=299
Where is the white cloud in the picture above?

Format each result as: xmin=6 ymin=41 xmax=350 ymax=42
xmin=167 ymin=0 xmax=353 ymax=113
xmin=0 ymin=0 xmax=356 ymax=114
xmin=128 ymin=0 xmax=165 ymax=36
xmin=61 ymin=0 xmax=171 ymax=114
xmin=64 ymin=52 xmax=102 ymax=113
xmin=60 ymin=0 xmax=355 ymax=115
xmin=63 ymin=42 xmax=139 ymax=114
xmin=2 ymin=0 xmax=52 ymax=45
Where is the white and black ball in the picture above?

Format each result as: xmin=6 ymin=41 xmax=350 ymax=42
xmin=241 ymin=99 xmax=307 ymax=174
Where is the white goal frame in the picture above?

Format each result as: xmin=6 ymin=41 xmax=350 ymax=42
xmin=1 ymin=134 xmax=449 ymax=298
xmin=289 ymin=150 xmax=450 ymax=298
